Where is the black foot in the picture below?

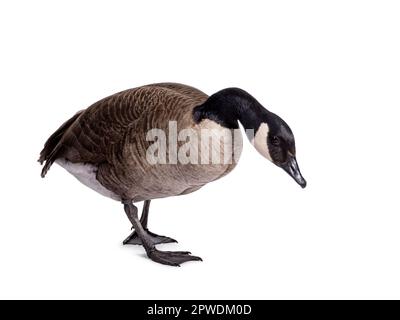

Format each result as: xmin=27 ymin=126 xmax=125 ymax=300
xmin=123 ymin=229 xmax=177 ymax=246
xmin=148 ymin=248 xmax=202 ymax=267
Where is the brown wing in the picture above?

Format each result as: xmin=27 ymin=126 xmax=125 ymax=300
xmin=151 ymin=82 xmax=208 ymax=102
xmin=38 ymin=83 xmax=208 ymax=177
xmin=38 ymin=110 xmax=84 ymax=176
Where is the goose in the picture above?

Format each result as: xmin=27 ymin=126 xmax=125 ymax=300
xmin=39 ymin=83 xmax=306 ymax=266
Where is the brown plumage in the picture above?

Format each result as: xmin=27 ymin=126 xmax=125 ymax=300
xmin=39 ymin=82 xmax=306 ymax=266
xmin=39 ymin=83 xmax=241 ymax=202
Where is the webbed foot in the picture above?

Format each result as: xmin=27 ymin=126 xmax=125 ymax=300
xmin=147 ymin=248 xmax=202 ymax=267
xmin=123 ymin=229 xmax=177 ymax=246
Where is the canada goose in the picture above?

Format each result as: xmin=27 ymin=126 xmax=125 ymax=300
xmin=39 ymin=83 xmax=306 ymax=266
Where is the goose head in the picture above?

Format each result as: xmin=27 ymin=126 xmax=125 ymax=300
xmin=251 ymin=112 xmax=307 ymax=188
xmin=193 ymin=87 xmax=307 ymax=188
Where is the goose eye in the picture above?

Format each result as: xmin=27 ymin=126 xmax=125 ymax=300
xmin=271 ymin=136 xmax=280 ymax=146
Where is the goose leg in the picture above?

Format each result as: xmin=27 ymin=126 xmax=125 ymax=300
xmin=123 ymin=200 xmax=177 ymax=245
xmin=123 ymin=201 xmax=202 ymax=266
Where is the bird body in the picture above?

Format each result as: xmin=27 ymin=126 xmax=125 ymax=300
xmin=41 ymin=83 xmax=242 ymax=202
xmin=39 ymin=82 xmax=306 ymax=266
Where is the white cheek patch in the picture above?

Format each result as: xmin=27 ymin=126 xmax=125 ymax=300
xmin=251 ymin=122 xmax=272 ymax=161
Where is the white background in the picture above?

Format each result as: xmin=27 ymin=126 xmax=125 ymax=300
xmin=1 ymin=0 xmax=399 ymax=299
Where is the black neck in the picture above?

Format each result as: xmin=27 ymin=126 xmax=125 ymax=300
xmin=193 ymin=88 xmax=268 ymax=130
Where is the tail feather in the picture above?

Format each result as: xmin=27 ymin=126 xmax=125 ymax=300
xmin=38 ymin=111 xmax=83 ymax=177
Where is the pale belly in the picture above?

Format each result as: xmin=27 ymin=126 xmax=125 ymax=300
xmin=124 ymin=121 xmax=244 ymax=201
xmin=56 ymin=120 xmax=244 ymax=202
xmin=56 ymin=159 xmax=121 ymax=201
xmin=129 ymin=162 xmax=239 ymax=202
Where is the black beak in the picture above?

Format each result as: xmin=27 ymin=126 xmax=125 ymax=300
xmin=280 ymin=156 xmax=307 ymax=188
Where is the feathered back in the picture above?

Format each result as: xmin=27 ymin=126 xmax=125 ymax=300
xmin=38 ymin=83 xmax=208 ymax=179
